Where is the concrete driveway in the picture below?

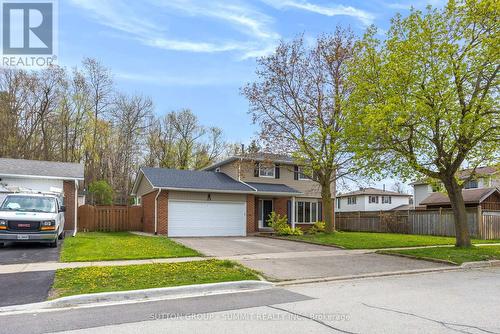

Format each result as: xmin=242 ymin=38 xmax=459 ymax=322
xmin=173 ymin=237 xmax=450 ymax=281
xmin=0 ymin=241 xmax=62 ymax=306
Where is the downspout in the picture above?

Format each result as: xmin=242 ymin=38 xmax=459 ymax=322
xmin=72 ymin=180 xmax=78 ymax=237
xmin=154 ymin=188 xmax=162 ymax=235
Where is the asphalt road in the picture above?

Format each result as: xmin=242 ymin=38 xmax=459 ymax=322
xmin=1 ymin=268 xmax=499 ymax=334
xmin=0 ymin=241 xmax=62 ymax=306
xmin=0 ymin=241 xmax=62 ymax=265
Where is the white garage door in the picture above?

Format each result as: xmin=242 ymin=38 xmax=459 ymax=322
xmin=168 ymin=200 xmax=246 ymax=237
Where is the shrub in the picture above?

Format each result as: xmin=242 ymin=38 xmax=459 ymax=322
xmin=267 ymin=211 xmax=303 ymax=236
xmin=88 ymin=180 xmax=114 ymax=205
xmin=307 ymin=221 xmax=326 ymax=235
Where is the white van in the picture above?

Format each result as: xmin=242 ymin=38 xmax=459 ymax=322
xmin=0 ymin=193 xmax=66 ymax=248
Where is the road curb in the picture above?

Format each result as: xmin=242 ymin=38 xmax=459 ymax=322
xmin=375 ymin=250 xmax=459 ymax=265
xmin=461 ymin=260 xmax=500 ymax=268
xmin=274 ymin=267 xmax=460 ymax=286
xmin=275 ymin=261 xmax=500 ymax=287
xmin=0 ymin=280 xmax=273 ymax=314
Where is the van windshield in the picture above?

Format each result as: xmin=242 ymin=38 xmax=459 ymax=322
xmin=0 ymin=196 xmax=57 ymax=213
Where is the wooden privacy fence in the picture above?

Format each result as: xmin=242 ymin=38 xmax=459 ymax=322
xmin=78 ymin=205 xmax=143 ymax=232
xmin=336 ymin=207 xmax=500 ymax=239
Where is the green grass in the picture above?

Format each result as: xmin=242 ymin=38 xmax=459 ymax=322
xmin=379 ymin=245 xmax=500 ymax=265
xmin=286 ymin=232 xmax=500 ymax=249
xmin=51 ymin=260 xmax=259 ymax=298
xmin=60 ymin=232 xmax=200 ymax=262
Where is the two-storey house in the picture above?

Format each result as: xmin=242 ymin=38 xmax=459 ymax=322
xmin=336 ymin=188 xmax=412 ymax=213
xmin=131 ymin=153 xmax=332 ymax=237
xmin=411 ymin=166 xmax=499 ymax=208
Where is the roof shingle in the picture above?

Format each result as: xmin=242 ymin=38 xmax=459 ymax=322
xmin=0 ymin=158 xmax=84 ymax=180
xmin=141 ymin=167 xmax=253 ymax=192
xmin=337 ymin=187 xmax=411 ymax=197
xmin=420 ymin=187 xmax=499 ymax=206
xmin=245 ymin=182 xmax=301 ymax=194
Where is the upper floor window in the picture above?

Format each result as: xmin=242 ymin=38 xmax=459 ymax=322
xmin=369 ymin=195 xmax=379 ymax=204
xmin=258 ymin=163 xmax=275 ymax=178
xmin=381 ymin=196 xmax=392 ymax=204
xmin=297 ymin=166 xmax=309 ymax=180
xmin=337 ymin=198 xmax=341 ymax=209
xmin=347 ymin=196 xmax=357 ymax=205
xmin=463 ymin=180 xmax=478 ymax=189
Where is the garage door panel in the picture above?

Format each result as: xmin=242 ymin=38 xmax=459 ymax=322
xmin=168 ymin=201 xmax=246 ymax=237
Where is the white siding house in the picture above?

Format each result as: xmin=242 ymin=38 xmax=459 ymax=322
xmin=336 ymin=188 xmax=412 ymax=212
xmin=412 ymin=166 xmax=499 ymax=207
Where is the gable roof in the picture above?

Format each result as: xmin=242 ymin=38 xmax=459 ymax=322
xmin=411 ymin=166 xmax=499 ymax=185
xmin=420 ymin=187 xmax=499 ymax=206
xmin=0 ymin=158 xmax=84 ymax=180
xmin=337 ymin=187 xmax=411 ymax=197
xmin=138 ymin=167 xmax=254 ymax=193
xmin=204 ymin=152 xmax=296 ymax=171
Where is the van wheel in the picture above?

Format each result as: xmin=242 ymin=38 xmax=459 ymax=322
xmin=0 ymin=243 xmax=4 ymax=248
xmin=49 ymin=239 xmax=58 ymax=248
xmin=58 ymin=231 xmax=65 ymax=240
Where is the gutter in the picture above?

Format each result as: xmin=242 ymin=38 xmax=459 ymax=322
xmin=0 ymin=173 xmax=84 ymax=181
xmin=72 ymin=179 xmax=78 ymax=237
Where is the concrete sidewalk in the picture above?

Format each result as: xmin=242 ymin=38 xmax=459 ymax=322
xmin=0 ymin=249 xmax=370 ymax=274
xmin=2 ymin=243 xmax=498 ymax=275
xmin=0 ymin=256 xmax=209 ymax=274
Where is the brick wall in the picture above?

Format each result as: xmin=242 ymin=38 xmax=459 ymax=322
xmin=274 ymin=197 xmax=289 ymax=217
xmin=157 ymin=191 xmax=168 ymax=235
xmin=142 ymin=190 xmax=168 ymax=235
xmin=142 ymin=191 xmax=156 ymax=234
xmin=246 ymin=194 xmax=256 ymax=234
xmin=63 ymin=180 xmax=76 ymax=231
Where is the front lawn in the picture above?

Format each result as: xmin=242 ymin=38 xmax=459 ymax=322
xmin=286 ymin=232 xmax=500 ymax=249
xmin=379 ymin=245 xmax=500 ymax=265
xmin=51 ymin=260 xmax=259 ymax=298
xmin=61 ymin=232 xmax=200 ymax=262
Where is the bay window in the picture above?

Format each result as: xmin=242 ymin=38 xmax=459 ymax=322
xmin=295 ymin=200 xmax=319 ymax=223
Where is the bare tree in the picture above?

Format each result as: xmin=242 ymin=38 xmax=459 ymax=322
xmin=242 ymin=29 xmax=359 ymax=232
xmin=82 ymin=58 xmax=113 ymax=184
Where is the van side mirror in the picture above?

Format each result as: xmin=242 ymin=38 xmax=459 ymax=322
xmin=59 ymin=206 xmax=66 ymax=213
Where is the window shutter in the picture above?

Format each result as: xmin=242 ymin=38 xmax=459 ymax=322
xmin=275 ymin=164 xmax=280 ymax=179
xmin=294 ymin=165 xmax=299 ymax=180
xmin=287 ymin=200 xmax=291 ymax=224
xmin=254 ymin=162 xmax=259 ymax=177
xmin=318 ymin=201 xmax=323 ymax=221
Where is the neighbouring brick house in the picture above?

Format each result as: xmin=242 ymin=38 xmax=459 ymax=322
xmin=131 ymin=153 xmax=334 ymax=237
xmin=0 ymin=158 xmax=84 ymax=231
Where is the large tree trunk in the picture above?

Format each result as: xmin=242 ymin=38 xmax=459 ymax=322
xmin=321 ymin=182 xmax=334 ymax=233
xmin=443 ymin=177 xmax=471 ymax=247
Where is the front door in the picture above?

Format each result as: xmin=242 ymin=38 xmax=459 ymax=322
xmin=259 ymin=199 xmax=274 ymax=228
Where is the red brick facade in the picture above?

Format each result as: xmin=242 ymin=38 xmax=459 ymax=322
xmin=139 ymin=191 xmax=333 ymax=236
xmin=246 ymin=194 xmax=256 ymax=234
xmin=274 ymin=197 xmax=288 ymax=217
xmin=141 ymin=190 xmax=168 ymax=235
xmin=157 ymin=191 xmax=168 ymax=234
xmin=142 ymin=191 xmax=156 ymax=234
xmin=63 ymin=180 xmax=76 ymax=231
